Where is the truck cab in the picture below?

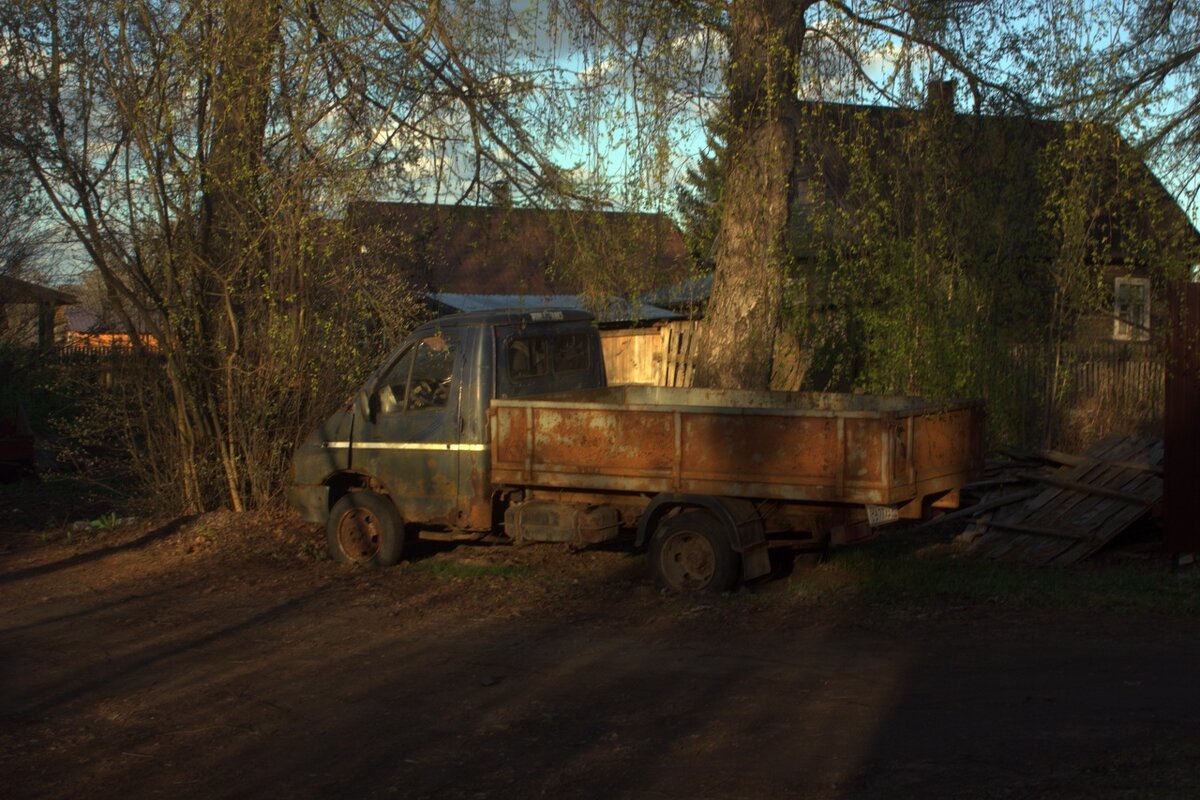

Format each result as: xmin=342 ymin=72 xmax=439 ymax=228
xmin=287 ymin=309 xmax=606 ymax=563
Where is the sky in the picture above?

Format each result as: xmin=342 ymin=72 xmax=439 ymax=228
xmin=19 ymin=0 xmax=1200 ymax=286
xmin=399 ymin=1 xmax=1199 ymax=231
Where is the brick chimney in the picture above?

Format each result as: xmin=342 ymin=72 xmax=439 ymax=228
xmin=490 ymin=180 xmax=512 ymax=207
xmin=925 ymin=79 xmax=957 ymax=111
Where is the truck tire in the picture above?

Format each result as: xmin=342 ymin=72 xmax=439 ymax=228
xmin=327 ymin=491 xmax=404 ymax=567
xmin=649 ymin=511 xmax=740 ymax=593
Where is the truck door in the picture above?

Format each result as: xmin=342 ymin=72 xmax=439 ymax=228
xmin=355 ymin=334 xmax=462 ymax=525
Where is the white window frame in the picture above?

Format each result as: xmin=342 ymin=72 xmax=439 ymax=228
xmin=1113 ymin=276 xmax=1151 ymax=341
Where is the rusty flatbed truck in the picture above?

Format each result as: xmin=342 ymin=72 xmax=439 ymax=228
xmin=288 ymin=309 xmax=983 ymax=592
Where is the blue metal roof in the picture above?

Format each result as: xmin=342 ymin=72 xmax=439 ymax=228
xmin=638 ymin=273 xmax=712 ymax=309
xmin=416 ymin=307 xmax=595 ymax=330
xmin=428 ymin=293 xmax=682 ymax=324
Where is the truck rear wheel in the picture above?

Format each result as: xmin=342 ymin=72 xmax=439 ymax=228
xmin=649 ymin=511 xmax=739 ymax=593
xmin=327 ymin=491 xmax=404 ymax=567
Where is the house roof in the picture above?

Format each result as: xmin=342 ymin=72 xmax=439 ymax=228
xmin=349 ymin=201 xmax=693 ymax=298
xmin=64 ymin=305 xmax=158 ymax=335
xmin=790 ymin=97 xmax=1200 ymax=263
xmin=64 ymin=307 xmax=107 ymax=334
xmin=654 ymin=99 xmax=1200 ymax=326
xmin=639 ymin=273 xmax=713 ymax=311
xmin=0 ymin=275 xmax=77 ymax=306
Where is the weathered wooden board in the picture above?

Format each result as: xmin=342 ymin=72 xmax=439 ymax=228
xmin=969 ymin=435 xmax=1164 ymax=565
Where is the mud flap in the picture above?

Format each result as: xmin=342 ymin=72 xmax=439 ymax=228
xmin=741 ymin=541 xmax=772 ymax=582
xmin=716 ymin=497 xmax=769 ymax=583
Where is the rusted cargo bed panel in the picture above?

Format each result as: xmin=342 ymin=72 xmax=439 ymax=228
xmin=490 ymin=386 xmax=982 ymax=507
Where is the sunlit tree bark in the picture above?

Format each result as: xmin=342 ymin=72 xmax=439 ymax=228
xmin=691 ymin=0 xmax=808 ymax=389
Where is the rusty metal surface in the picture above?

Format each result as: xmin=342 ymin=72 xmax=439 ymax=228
xmin=491 ymin=386 xmax=982 ymax=507
xmin=335 ymin=506 xmax=384 ymax=563
xmin=459 ymin=450 xmax=495 ymax=530
xmin=504 ymin=500 xmax=620 ymax=545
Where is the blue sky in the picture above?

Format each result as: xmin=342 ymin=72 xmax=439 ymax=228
xmin=402 ymin=1 xmax=1198 ymax=231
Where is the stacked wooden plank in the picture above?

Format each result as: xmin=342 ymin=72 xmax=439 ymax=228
xmin=966 ymin=435 xmax=1164 ymax=565
xmin=659 ymin=321 xmax=698 ymax=388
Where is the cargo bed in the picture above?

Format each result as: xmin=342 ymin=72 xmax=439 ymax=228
xmin=491 ymin=386 xmax=982 ymax=508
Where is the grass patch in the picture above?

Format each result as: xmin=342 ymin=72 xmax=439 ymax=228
xmin=779 ymin=533 xmax=1200 ymax=616
xmin=412 ymin=558 xmax=525 ymax=580
xmin=0 ymin=474 xmax=127 ymax=533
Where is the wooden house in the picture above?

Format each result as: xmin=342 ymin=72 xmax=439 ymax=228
xmin=347 ymin=202 xmax=696 ymax=384
xmin=0 ymin=275 xmax=76 ymax=351
xmin=348 ymin=201 xmax=692 ymax=302
xmin=789 ymin=83 xmax=1200 ymax=347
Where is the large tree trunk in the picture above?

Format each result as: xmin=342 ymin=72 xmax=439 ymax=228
xmin=189 ymin=1 xmax=282 ymax=511
xmin=692 ymin=0 xmax=807 ymax=390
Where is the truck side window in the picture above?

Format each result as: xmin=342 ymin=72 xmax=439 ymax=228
xmin=375 ymin=337 xmax=455 ymax=414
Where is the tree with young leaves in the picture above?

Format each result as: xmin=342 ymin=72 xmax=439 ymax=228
xmin=667 ymin=2 xmax=1195 ymax=442
xmin=0 ymin=144 xmax=47 ymax=284
xmin=688 ymin=1 xmax=806 ymax=389
xmin=0 ymin=0 xmax=581 ymax=510
xmin=565 ymin=1 xmax=1055 ymax=389
xmin=676 ymin=111 xmax=727 ymax=265
xmin=1088 ymin=0 xmax=1200 ymax=216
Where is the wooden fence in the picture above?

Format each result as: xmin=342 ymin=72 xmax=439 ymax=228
xmin=1060 ymin=341 xmax=1164 ymax=399
xmin=600 ymin=325 xmax=1165 ymax=448
xmin=36 ymin=343 xmax=166 ymax=390
xmin=600 ymin=323 xmax=700 ymax=387
xmin=985 ymin=341 xmax=1165 ymax=449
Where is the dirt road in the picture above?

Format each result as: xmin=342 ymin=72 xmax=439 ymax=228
xmin=2 ymin=511 xmax=1198 ymax=799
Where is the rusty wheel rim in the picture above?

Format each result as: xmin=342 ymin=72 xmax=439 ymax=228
xmin=337 ymin=507 xmax=381 ymax=563
xmin=659 ymin=530 xmax=715 ymax=591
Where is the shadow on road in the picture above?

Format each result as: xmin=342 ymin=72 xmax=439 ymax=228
xmin=5 ymin=582 xmax=333 ymax=720
xmin=4 ymin=535 xmax=1200 ymax=800
xmin=0 ymin=515 xmax=197 ymax=585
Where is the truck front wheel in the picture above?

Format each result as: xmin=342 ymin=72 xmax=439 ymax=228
xmin=649 ymin=511 xmax=739 ymax=593
xmin=327 ymin=491 xmax=404 ymax=567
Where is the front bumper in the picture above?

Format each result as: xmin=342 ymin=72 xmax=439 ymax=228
xmin=287 ymin=483 xmax=330 ymax=524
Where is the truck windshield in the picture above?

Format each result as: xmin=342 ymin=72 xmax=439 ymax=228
xmin=374 ymin=337 xmax=455 ymax=413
